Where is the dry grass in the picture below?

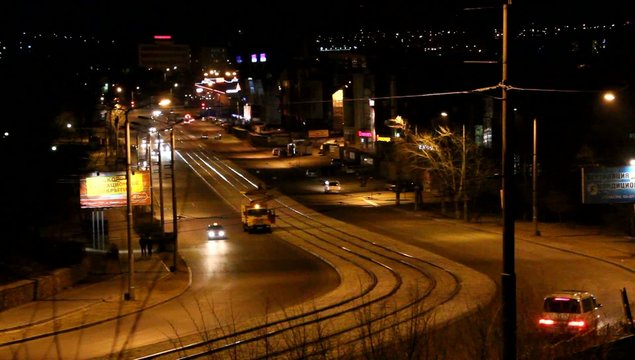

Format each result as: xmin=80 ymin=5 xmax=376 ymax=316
xmin=156 ymin=286 xmax=628 ymax=360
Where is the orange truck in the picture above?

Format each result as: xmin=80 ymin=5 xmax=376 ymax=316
xmin=241 ymin=200 xmax=275 ymax=233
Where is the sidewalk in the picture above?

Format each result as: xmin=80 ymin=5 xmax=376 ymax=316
xmin=0 ymin=209 xmax=191 ymax=346
xmin=476 ymin=216 xmax=635 ymax=274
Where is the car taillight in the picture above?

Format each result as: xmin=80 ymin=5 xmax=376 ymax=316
xmin=539 ymin=319 xmax=555 ymax=326
xmin=568 ymin=320 xmax=587 ymax=328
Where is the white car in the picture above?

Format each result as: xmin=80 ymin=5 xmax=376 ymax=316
xmin=207 ymin=223 xmax=226 ymax=240
xmin=537 ymin=290 xmax=605 ymax=337
xmin=324 ymin=180 xmax=341 ymax=193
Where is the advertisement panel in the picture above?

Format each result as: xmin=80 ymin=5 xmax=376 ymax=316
xmin=581 ymin=166 xmax=635 ymax=204
xmin=308 ymin=129 xmax=329 ymax=138
xmin=80 ymin=171 xmax=151 ymax=208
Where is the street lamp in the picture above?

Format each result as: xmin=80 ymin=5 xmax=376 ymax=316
xmin=532 ymin=117 xmax=540 ymax=237
xmin=501 ymin=2 xmax=517 ymax=359
xmin=122 ymin=98 xmax=173 ymax=300
xmin=123 ymin=111 xmax=154 ymax=301
xmin=603 ymin=91 xmax=616 ymax=102
xmin=124 ymin=108 xmax=136 ymax=300
xmin=169 ymin=125 xmax=178 ymax=272
xmin=152 ymin=99 xmax=179 ymax=272
xmin=156 ymin=132 xmax=166 ymax=232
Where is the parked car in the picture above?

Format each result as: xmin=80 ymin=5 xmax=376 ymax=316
xmin=342 ymin=165 xmax=360 ymax=174
xmin=323 ymin=180 xmax=341 ymax=193
xmin=385 ymin=180 xmax=416 ymax=192
xmin=537 ymin=290 xmax=605 ymax=337
xmin=330 ymin=158 xmax=343 ymax=167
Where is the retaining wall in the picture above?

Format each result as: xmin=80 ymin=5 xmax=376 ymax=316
xmin=0 ymin=256 xmax=92 ymax=312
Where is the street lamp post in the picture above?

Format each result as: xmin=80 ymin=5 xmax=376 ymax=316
xmin=533 ymin=118 xmax=540 ymax=236
xmin=501 ymin=1 xmax=517 ymax=359
xmin=151 ymin=98 xmax=178 ymax=272
xmin=157 ymin=135 xmax=166 ymax=232
xmin=124 ymin=109 xmax=135 ymax=301
xmin=118 ymin=98 xmax=175 ymax=300
xmin=461 ymin=124 xmax=468 ymax=221
xmin=147 ymin=136 xmax=154 ymax=222
xmin=170 ymin=127 xmax=178 ymax=272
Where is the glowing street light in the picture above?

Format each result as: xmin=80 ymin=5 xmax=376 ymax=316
xmin=603 ymin=91 xmax=616 ymax=103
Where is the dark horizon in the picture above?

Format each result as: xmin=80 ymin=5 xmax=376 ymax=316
xmin=3 ymin=1 xmax=633 ymax=47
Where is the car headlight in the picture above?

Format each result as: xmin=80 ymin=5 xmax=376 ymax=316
xmin=208 ymin=230 xmax=215 ymax=237
xmin=218 ymin=230 xmax=225 ymax=237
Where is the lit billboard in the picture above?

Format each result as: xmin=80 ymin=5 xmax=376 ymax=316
xmin=80 ymin=171 xmax=151 ymax=209
xmin=581 ymin=166 xmax=635 ymax=204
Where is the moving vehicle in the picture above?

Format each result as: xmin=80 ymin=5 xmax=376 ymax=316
xmin=207 ymin=223 xmax=226 ymax=240
xmin=324 ymin=180 xmax=341 ymax=193
xmin=537 ymin=290 xmax=604 ymax=337
xmin=241 ymin=200 xmax=275 ymax=233
xmin=201 ymin=132 xmax=221 ymax=140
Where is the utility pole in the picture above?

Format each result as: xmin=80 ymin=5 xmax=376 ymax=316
xmin=533 ymin=117 xmax=540 ymax=236
xmin=170 ymin=127 xmax=178 ymax=272
xmin=158 ymin=136 xmax=165 ymax=232
xmin=124 ymin=110 xmax=135 ymax=301
xmin=148 ymin=136 xmax=154 ymax=222
xmin=462 ymin=124 xmax=468 ymax=221
xmin=501 ymin=1 xmax=517 ymax=359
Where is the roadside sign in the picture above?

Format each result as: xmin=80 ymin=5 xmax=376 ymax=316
xmin=582 ymin=166 xmax=635 ymax=204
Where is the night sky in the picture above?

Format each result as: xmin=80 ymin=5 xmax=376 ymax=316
xmin=3 ymin=1 xmax=633 ymax=46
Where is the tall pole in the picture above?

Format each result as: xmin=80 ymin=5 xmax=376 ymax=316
xmin=170 ymin=127 xmax=178 ymax=272
xmin=124 ymin=112 xmax=135 ymax=301
xmin=462 ymin=124 xmax=468 ymax=221
xmin=533 ymin=117 xmax=540 ymax=236
xmin=158 ymin=135 xmax=165 ymax=232
xmin=501 ymin=1 xmax=516 ymax=359
xmin=148 ymin=135 xmax=154 ymax=222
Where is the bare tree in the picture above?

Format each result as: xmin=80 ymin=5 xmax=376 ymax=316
xmin=394 ymin=125 xmax=492 ymax=220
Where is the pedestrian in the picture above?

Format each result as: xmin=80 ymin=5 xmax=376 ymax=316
xmin=146 ymin=236 xmax=153 ymax=256
xmin=139 ymin=236 xmax=148 ymax=257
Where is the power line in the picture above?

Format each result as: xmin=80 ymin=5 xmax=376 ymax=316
xmin=274 ymin=82 xmax=618 ymax=106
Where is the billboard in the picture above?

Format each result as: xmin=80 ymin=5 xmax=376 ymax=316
xmin=308 ymin=129 xmax=329 ymax=138
xmin=581 ymin=166 xmax=635 ymax=204
xmin=80 ymin=171 xmax=151 ymax=209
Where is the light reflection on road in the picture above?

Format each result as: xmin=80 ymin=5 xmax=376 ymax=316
xmin=203 ymin=239 xmax=229 ymax=273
